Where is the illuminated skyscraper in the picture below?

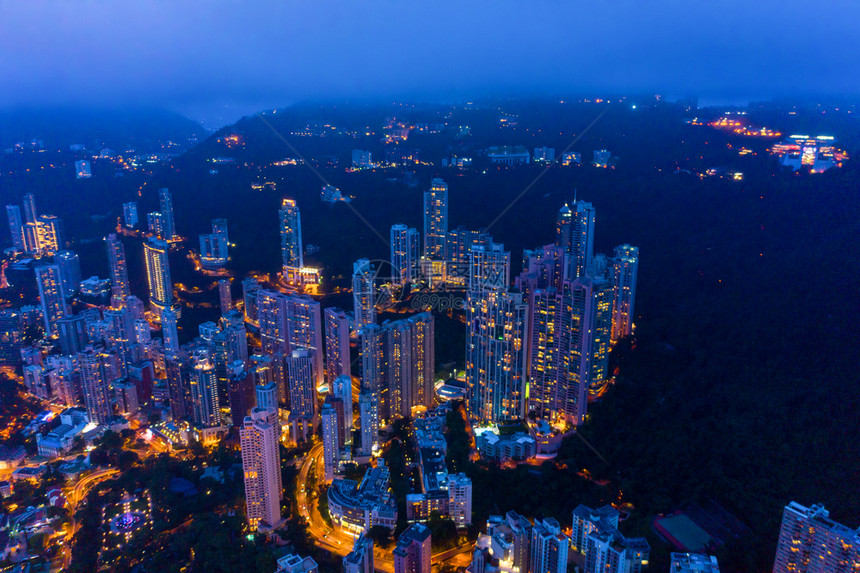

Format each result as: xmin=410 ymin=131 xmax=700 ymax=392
xmin=360 ymin=314 xmax=434 ymax=422
xmin=158 ymin=188 xmax=176 ymax=240
xmin=35 ymin=264 xmax=68 ymax=335
xmin=408 ymin=313 xmax=435 ymax=409
xmin=6 ymin=205 xmax=25 ymax=251
xmin=106 ymin=234 xmax=131 ymax=297
xmin=199 ymin=233 xmax=228 ymax=268
xmin=257 ymin=290 xmax=289 ymax=354
xmin=78 ymin=347 xmax=112 ymax=424
xmin=324 ymin=307 xmax=350 ymax=384
xmin=391 ymin=224 xmax=420 ymax=286
xmin=332 ymin=374 xmax=353 ymax=444
xmin=610 ymin=245 xmax=639 ymax=343
xmin=143 ymin=237 xmax=172 ymax=317
xmin=358 ymin=391 xmax=379 ymax=456
xmin=279 ymin=198 xmax=303 ymax=272
xmin=161 ymin=307 xmax=180 ymax=354
xmin=36 ymin=214 xmax=63 ymax=255
xmin=287 ymin=349 xmax=317 ymax=420
xmin=240 ymin=407 xmax=283 ymax=530
xmin=466 ymin=244 xmax=527 ymax=423
xmin=23 ymin=193 xmax=37 ymax=224
xmin=447 ymin=473 xmax=472 ymax=527
xmin=190 ymin=350 xmax=220 ymax=427
xmin=321 ymin=402 xmax=339 ymax=481
xmin=285 ymin=294 xmax=324 ymax=385
xmin=772 ymin=502 xmax=860 ymax=573
xmin=353 ymin=259 xmax=376 ymax=329
xmin=559 ymin=200 xmax=595 ymax=279
xmin=147 ymin=211 xmax=164 ymax=237
xmin=527 ymin=276 xmax=611 ymax=426
xmin=469 ymin=243 xmax=510 ymax=292
xmin=446 ymin=227 xmax=492 ymax=287
xmin=423 ymin=178 xmax=448 ymax=260
xmin=55 ymin=250 xmax=81 ymax=296
xmin=218 ymin=279 xmax=232 ymax=315
xmin=123 ymin=201 xmax=139 ymax=229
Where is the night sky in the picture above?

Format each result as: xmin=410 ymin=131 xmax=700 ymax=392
xmin=2 ymin=1 xmax=858 ymax=126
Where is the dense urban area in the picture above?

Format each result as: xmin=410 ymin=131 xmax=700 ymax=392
xmin=0 ymin=97 xmax=858 ymax=573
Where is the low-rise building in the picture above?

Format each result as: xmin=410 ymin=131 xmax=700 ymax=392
xmin=276 ymin=553 xmax=319 ymax=573
xmin=328 ymin=462 xmax=398 ymax=534
xmin=670 ymin=553 xmax=721 ymax=573
xmin=476 ymin=429 xmax=535 ymax=462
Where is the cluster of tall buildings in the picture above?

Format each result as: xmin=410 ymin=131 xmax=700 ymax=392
xmin=472 ymin=513 xmax=568 ymax=573
xmin=199 ymin=217 xmax=229 ymax=269
xmin=5 ymin=193 xmax=64 ymax=257
xmin=468 ymin=200 xmax=638 ymax=427
xmin=146 ymin=188 xmax=177 ymax=241
xmin=377 ymin=179 xmax=639 ymax=428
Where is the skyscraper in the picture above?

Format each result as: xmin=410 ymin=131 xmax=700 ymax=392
xmin=331 ymin=374 xmax=353 ymax=444
xmin=256 ymin=381 xmax=279 ymax=412
xmin=391 ymin=224 xmax=420 ymax=286
xmin=353 ymin=259 xmax=376 ymax=330
xmin=78 ymin=347 xmax=112 ymax=424
xmin=344 ymin=534 xmax=374 ymax=573
xmin=106 ymin=234 xmax=131 ymax=297
xmin=358 ymin=391 xmax=379 ymax=456
xmin=610 ymin=244 xmax=639 ymax=343
xmin=36 ymin=214 xmax=63 ymax=255
xmin=22 ymin=193 xmax=37 ymax=224
xmin=321 ymin=402 xmax=339 ymax=482
xmin=408 ymin=313 xmax=435 ymax=409
xmin=242 ymin=278 xmax=262 ymax=325
xmin=466 ymin=244 xmax=527 ymax=423
xmin=531 ymin=518 xmax=569 ymax=573
xmin=56 ymin=315 xmax=89 ymax=355
xmin=287 ymin=349 xmax=318 ymax=420
xmin=35 ymin=264 xmax=68 ymax=335
xmin=123 ymin=201 xmax=139 ymax=229
xmin=257 ymin=291 xmax=323 ymax=383
xmin=161 ymin=307 xmax=180 ymax=354
xmin=562 ymin=200 xmax=596 ymax=279
xmin=527 ymin=277 xmax=611 ymax=426
xmin=772 ymin=502 xmax=860 ymax=573
xmin=447 ymin=473 xmax=472 ymax=527
xmin=324 ymin=307 xmax=350 ymax=384
xmin=446 ymin=227 xmax=492 ymax=287
xmin=394 ymin=523 xmax=432 ymax=573
xmin=189 ymin=351 xmax=220 ymax=427
xmin=158 ymin=188 xmax=176 ymax=240
xmin=423 ymin=178 xmax=448 ymax=261
xmin=279 ymin=198 xmax=303 ymax=272
xmin=143 ymin=237 xmax=172 ymax=317
xmin=6 ymin=205 xmax=25 ymax=252
xmin=218 ymin=279 xmax=232 ymax=316
xmin=240 ymin=407 xmax=283 ymax=530
xmin=199 ymin=233 xmax=228 ymax=268
xmin=54 ymin=250 xmax=81 ymax=297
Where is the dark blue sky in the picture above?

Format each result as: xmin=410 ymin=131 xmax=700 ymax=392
xmin=2 ymin=1 xmax=858 ymax=127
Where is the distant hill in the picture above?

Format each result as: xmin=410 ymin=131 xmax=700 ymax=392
xmin=0 ymin=106 xmax=207 ymax=152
